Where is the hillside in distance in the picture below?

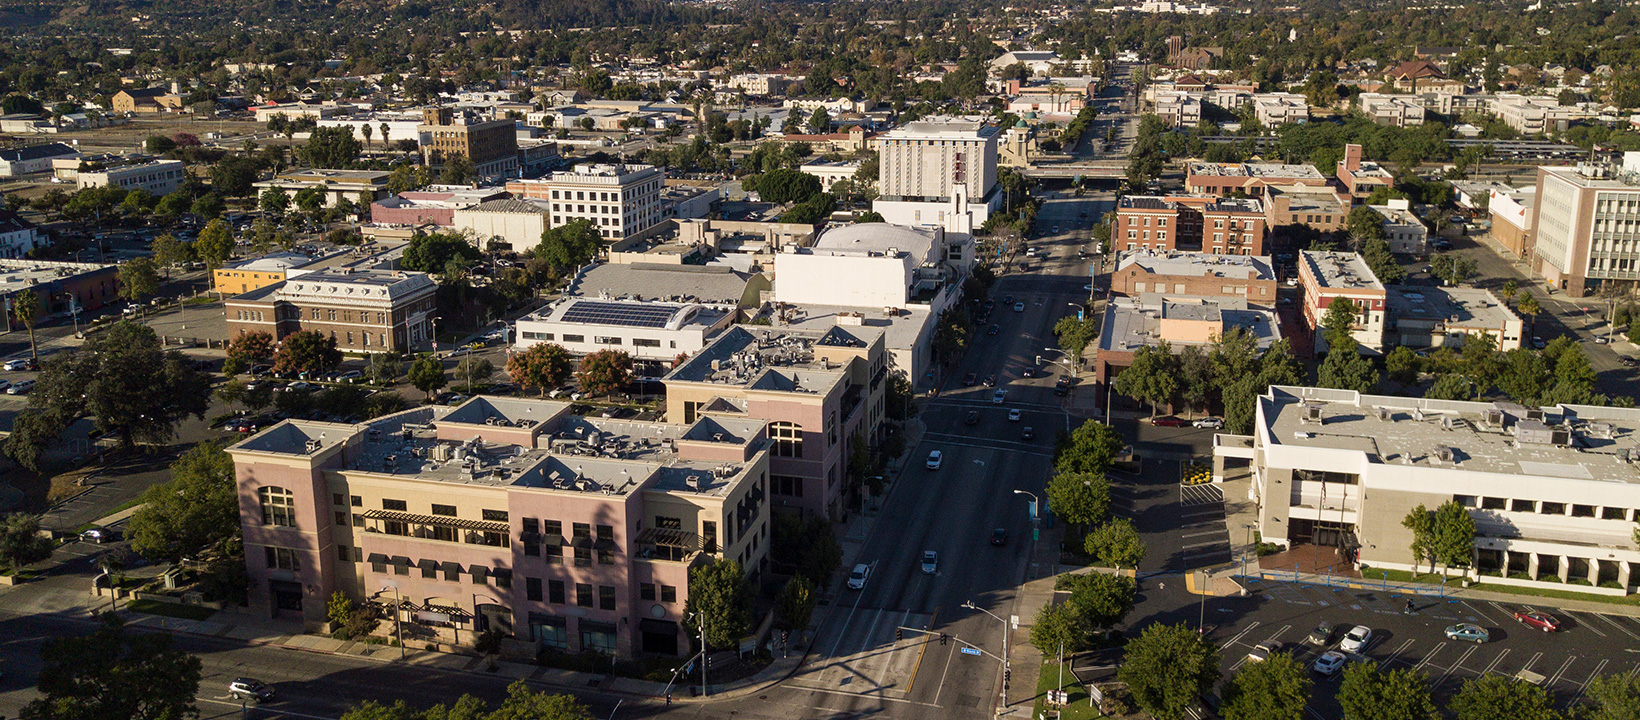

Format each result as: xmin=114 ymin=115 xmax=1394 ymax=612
xmin=0 ymin=0 xmax=708 ymax=34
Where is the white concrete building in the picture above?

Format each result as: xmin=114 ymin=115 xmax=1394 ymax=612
xmin=251 ymin=169 xmax=392 ymax=208
xmin=1356 ymin=93 xmax=1427 ymax=128
xmin=799 ymin=160 xmax=861 ymax=192
xmin=508 ymin=164 xmax=665 ymax=242
xmin=1251 ymin=93 xmax=1309 ymax=127
xmin=0 ymin=142 xmax=80 ymax=177
xmin=1216 ymin=386 xmax=1640 ymax=595
xmin=0 ymin=211 xmax=44 ymax=260
xmin=1369 ymin=198 xmax=1429 ymax=255
xmin=871 ymin=117 xmax=1000 ymax=234
xmin=774 ymin=223 xmax=970 ymax=311
xmin=77 ymin=159 xmax=185 ymax=195
xmin=1152 ymin=91 xmax=1203 ymax=128
xmin=452 ymin=199 xmax=551 ymax=253
xmin=514 ymin=298 xmax=735 ymax=364
xmin=1384 ymin=285 xmax=1523 ymax=351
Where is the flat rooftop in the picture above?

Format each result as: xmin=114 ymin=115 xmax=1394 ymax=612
xmin=1370 ymin=204 xmax=1425 ymax=227
xmin=809 ymin=223 xmax=940 ymax=259
xmin=1384 ymin=286 xmax=1517 ymax=330
xmin=0 ymin=260 xmax=114 ymax=289
xmin=272 ymin=168 xmax=391 ymax=184
xmin=1189 ymin=162 xmax=1325 ymax=180
xmin=1117 ymin=250 xmax=1274 ymax=281
xmin=1099 ymin=294 xmax=1281 ymax=353
xmin=1262 ymin=386 xmax=1640 ymax=484
xmin=883 ymin=116 xmax=997 ymax=139
xmin=570 ymin=263 xmax=754 ymax=306
xmin=667 ymin=324 xmax=879 ymax=390
xmin=1301 ymin=251 xmax=1384 ymax=292
xmin=1119 ymin=196 xmax=1176 ymax=211
xmin=522 ymin=297 xmax=729 ymax=330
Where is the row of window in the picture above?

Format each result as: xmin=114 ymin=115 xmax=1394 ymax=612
xmin=522 ymin=331 xmax=676 ymax=349
xmin=523 ymin=577 xmax=618 ymax=610
xmin=310 ymin=309 xmax=388 ymax=325
xmin=1453 ymin=494 xmax=1640 ymax=522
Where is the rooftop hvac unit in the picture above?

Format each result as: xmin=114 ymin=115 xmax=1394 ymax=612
xmin=1435 ymin=446 xmax=1456 ymax=463
xmin=1375 ymin=406 xmax=1390 ymax=421
xmin=1442 ymin=416 xmax=1463 ymax=430
xmin=304 ymin=439 xmax=322 ymax=453
xmin=1303 ymin=402 xmax=1325 ymax=424
xmin=1482 ymin=408 xmax=1505 ymax=428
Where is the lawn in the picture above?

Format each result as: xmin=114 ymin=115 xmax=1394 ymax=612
xmin=1031 ymin=661 xmax=1107 ymax=720
xmin=125 ymin=598 xmax=217 ymax=621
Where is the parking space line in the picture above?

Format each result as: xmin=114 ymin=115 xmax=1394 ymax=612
xmin=1565 ymin=610 xmax=1608 ymax=638
xmin=1413 ymin=643 xmax=1445 ymax=671
xmin=1547 ymin=656 xmax=1577 ymax=687
xmin=1380 ymin=639 xmax=1416 ymax=668
xmin=1220 ymin=621 xmax=1261 ymax=649
xmin=1481 ymin=648 xmax=1511 ymax=677
xmin=1569 ymin=659 xmax=1608 ymax=706
xmin=1462 ymin=601 xmax=1503 ymax=623
xmin=1591 ymin=612 xmax=1640 ymax=641
xmin=1435 ymin=646 xmax=1477 ymax=686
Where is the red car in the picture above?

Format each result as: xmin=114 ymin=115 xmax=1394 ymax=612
xmin=1514 ymin=608 xmax=1560 ymax=632
xmin=1152 ymin=417 xmax=1189 ymax=427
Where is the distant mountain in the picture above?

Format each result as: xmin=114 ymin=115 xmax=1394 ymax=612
xmin=0 ymin=0 xmax=707 ymax=33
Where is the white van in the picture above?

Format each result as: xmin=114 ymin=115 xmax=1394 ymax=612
xmin=7 ymin=379 xmax=35 ymax=395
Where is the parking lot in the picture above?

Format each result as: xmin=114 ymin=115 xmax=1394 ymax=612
xmin=1210 ymin=576 xmax=1640 ymax=717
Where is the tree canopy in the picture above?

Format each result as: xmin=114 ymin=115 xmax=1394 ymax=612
xmin=128 ymin=443 xmax=238 ymax=563
xmin=685 ymin=558 xmax=753 ymax=648
xmin=1119 ymin=622 xmax=1220 ymax=720
xmin=21 ymin=613 xmax=203 ymax=720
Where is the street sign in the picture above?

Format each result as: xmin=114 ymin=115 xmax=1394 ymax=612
xmin=1010 ymin=615 xmax=1020 ymax=630
xmin=960 ymin=647 xmax=982 ymax=656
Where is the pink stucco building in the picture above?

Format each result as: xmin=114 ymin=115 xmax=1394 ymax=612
xmin=230 ymin=397 xmax=771 ymax=659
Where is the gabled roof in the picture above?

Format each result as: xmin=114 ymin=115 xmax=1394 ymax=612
xmin=0 ymin=143 xmax=78 ymax=163
xmin=1388 ymin=60 xmax=1446 ymax=81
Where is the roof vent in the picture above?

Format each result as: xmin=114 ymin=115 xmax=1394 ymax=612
xmin=1302 ymin=402 xmax=1326 ymax=424
xmin=1482 ymin=408 xmax=1505 ymax=428
xmin=1375 ymin=406 xmax=1390 ymax=421
xmin=1435 ymin=445 xmax=1456 ymax=463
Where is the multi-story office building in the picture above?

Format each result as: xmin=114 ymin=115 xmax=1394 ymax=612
xmin=1152 ymin=91 xmax=1203 ymax=128
xmin=1216 ymin=386 xmax=1640 ymax=595
xmin=506 ymin=164 xmax=665 ymax=244
xmin=1115 ymin=196 xmax=1193 ymax=253
xmin=213 ymin=252 xmax=314 ymax=296
xmin=871 ymin=116 xmax=1001 ymax=233
xmin=1109 ymin=250 xmax=1278 ymax=305
xmin=224 ymin=268 xmax=438 ymax=354
xmin=1335 ymin=144 xmax=1394 ymax=205
xmin=1369 ymin=199 xmax=1429 ymax=255
xmin=1203 ymin=199 xmax=1268 ymax=255
xmin=77 ymin=159 xmax=186 ymax=195
xmin=1492 ymin=94 xmax=1574 ymax=135
xmin=665 ymin=325 xmax=888 ymax=521
xmin=1262 ymin=185 xmax=1349 ymax=233
xmin=515 ymin=298 xmax=736 ymax=365
xmin=0 ymin=260 xmax=119 ymax=330
xmin=1530 ymin=153 xmax=1640 ymax=297
xmin=253 ymin=169 xmax=393 ymax=208
xmin=229 ymin=397 xmax=773 ymax=657
xmin=1355 ymin=93 xmax=1427 ymax=128
xmin=1251 ymin=93 xmax=1309 ymax=127
xmin=1115 ymin=196 xmax=1264 ymax=255
xmin=418 ymin=107 xmax=519 ymax=180
xmin=1299 ymin=250 xmax=1386 ymax=353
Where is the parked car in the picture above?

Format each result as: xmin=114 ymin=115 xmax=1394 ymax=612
xmin=4 ymin=358 xmax=37 ymax=371
xmin=1595 ymin=335 xmax=1612 ymax=344
xmin=926 ymin=451 xmax=943 ymax=470
xmin=1531 ymin=336 xmax=1547 ymax=349
xmin=1312 ymin=650 xmax=1348 ymax=677
xmin=1021 ymin=426 xmax=1035 ymax=441
xmin=847 ymin=563 xmax=871 ymax=590
xmin=921 ymin=551 xmax=938 ymax=575
xmin=1246 ymin=641 xmax=1287 ymax=662
xmin=6 ymin=379 xmax=34 ymax=395
xmin=1340 ymin=625 xmax=1373 ymax=653
xmin=1306 ymin=621 xmax=1334 ymax=645
xmin=1152 ymin=416 xmax=1188 ymax=427
xmin=337 ymin=370 xmax=364 ymax=383
xmin=80 ymin=527 xmax=119 ymax=544
xmin=990 ymin=528 xmax=1008 ymax=546
xmin=1622 ymin=356 xmax=1639 ymax=367
xmin=229 ymin=678 xmax=275 ymax=703
xmin=1193 ymin=417 xmax=1224 ymax=429
xmin=1514 ymin=608 xmax=1560 ymax=632
xmin=1444 ymin=623 xmax=1490 ymax=643
xmin=988 ymin=325 xmax=1000 ymax=336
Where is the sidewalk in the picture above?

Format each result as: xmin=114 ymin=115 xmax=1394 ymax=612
xmin=1248 ymin=569 xmax=1640 ymax=618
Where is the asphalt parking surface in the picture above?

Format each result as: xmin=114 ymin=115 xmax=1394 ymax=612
xmin=1206 ymin=576 xmax=1640 ymax=717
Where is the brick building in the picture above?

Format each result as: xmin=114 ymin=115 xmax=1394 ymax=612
xmin=224 ymin=268 xmax=438 ymax=353
xmin=1109 ymin=250 xmax=1278 ymax=306
xmin=418 ymin=107 xmax=519 ymax=180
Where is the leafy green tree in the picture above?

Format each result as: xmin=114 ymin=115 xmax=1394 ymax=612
xmin=775 ymin=575 xmax=817 ymax=630
xmin=1322 ymin=297 xmax=1360 ymax=350
xmin=369 ymin=353 xmax=403 ymax=385
xmin=117 ymin=257 xmax=161 ymax=302
xmin=1347 ymin=205 xmax=1387 ymax=247
xmin=771 ymin=514 xmax=841 ymax=583
xmin=454 ymin=356 xmax=494 ymax=392
xmin=224 ymin=330 xmax=276 ymax=375
xmin=779 ymin=192 xmax=836 ymax=224
xmin=1054 ymin=419 xmax=1125 ymax=475
xmin=11 ymin=288 xmax=40 ymax=363
xmin=856 ymin=210 xmax=885 ymax=223
xmin=1425 ymin=373 xmax=1472 ymax=400
xmin=1177 ymin=345 xmax=1213 ymax=415
xmin=151 ymin=233 xmax=194 ymax=275
xmin=195 ymin=218 xmax=234 ymax=272
xmin=4 ymin=409 xmax=61 ymax=471
xmin=1578 ymin=673 xmax=1640 ymax=720
xmin=272 ymin=329 xmax=342 ymax=374
xmin=1433 ymin=499 xmax=1477 ymax=571
xmin=1449 ymin=675 xmax=1560 ymax=720
xmin=408 ymin=354 xmax=447 ymax=399
xmin=1221 ymin=654 xmax=1312 ymax=720
xmin=1338 ymin=664 xmax=1439 ymax=720
xmin=575 ymin=349 xmax=632 ymax=397
xmin=191 ymin=193 xmax=225 ymax=220
xmin=1113 ymin=342 xmax=1179 ymax=417
xmin=0 ymin=512 xmax=55 ymax=571
xmin=1045 ymin=471 xmax=1111 ymax=527
xmin=210 ymin=155 xmax=260 ymax=197
xmin=745 ymin=168 xmax=822 ymax=204
xmin=304 ymin=126 xmax=363 ymax=167
xmin=685 ymin=558 xmax=753 ymax=648
xmin=20 ymin=613 xmax=203 ymax=720
xmin=536 ymin=220 xmax=602 ymax=271
xmin=145 ymin=135 xmax=177 ymax=154
xmin=1319 ymin=344 xmax=1378 ymax=392
xmin=806 ymin=107 xmax=831 ymax=133
xmin=1057 ymin=571 xmax=1137 ymax=628
xmin=1385 ymin=346 xmax=1420 ymax=387
xmin=1053 ymin=314 xmax=1098 ymax=360
xmin=1085 ymin=518 xmax=1145 ymax=569
xmin=1119 ymin=622 xmax=1220 ymax=720
xmin=260 ymin=187 xmax=290 ymax=215
xmin=486 ymin=681 xmax=594 ymax=720
xmin=27 ymin=320 xmax=211 ymax=449
xmin=128 ymin=443 xmax=237 ymax=562
xmin=1030 ymin=602 xmax=1090 ymax=654
xmin=402 ymin=234 xmax=483 ymax=274
xmin=507 ymin=343 xmax=573 ymax=395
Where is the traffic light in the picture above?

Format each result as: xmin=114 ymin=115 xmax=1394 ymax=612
xmin=895 ymin=627 xmax=903 ymax=641
xmin=940 ymin=633 xmax=948 ymax=645
xmin=1004 ymin=668 xmax=1011 ymax=684
xmin=705 ymin=654 xmax=714 ymax=669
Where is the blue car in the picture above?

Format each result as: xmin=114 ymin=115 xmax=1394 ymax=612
xmin=1444 ymin=623 xmax=1489 ymax=643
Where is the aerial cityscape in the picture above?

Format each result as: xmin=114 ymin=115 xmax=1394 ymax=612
xmin=3 ymin=0 xmax=1640 ymax=718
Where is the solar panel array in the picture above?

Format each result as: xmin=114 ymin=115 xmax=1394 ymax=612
xmin=561 ymin=301 xmax=679 ymax=328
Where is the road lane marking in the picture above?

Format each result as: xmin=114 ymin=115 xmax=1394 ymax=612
xmin=905 ymin=607 xmax=938 ymax=695
xmin=872 ymin=609 xmax=913 ymax=692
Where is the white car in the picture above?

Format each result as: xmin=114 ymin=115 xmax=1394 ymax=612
xmin=1312 ymin=650 xmax=1348 ymax=677
xmin=1340 ymin=625 xmax=1373 ymax=653
xmin=926 ymin=450 xmax=943 ymax=470
xmin=847 ymin=563 xmax=870 ymax=590
xmin=1013 ymin=302 xmax=1026 ymax=312
xmin=1007 ymin=409 xmax=1022 ymax=422
xmin=992 ymin=389 xmax=1007 ymax=404
xmin=3 ymin=358 xmax=33 ymax=371
xmin=1193 ymin=417 xmax=1223 ymax=429
xmin=921 ymin=550 xmax=938 ymax=575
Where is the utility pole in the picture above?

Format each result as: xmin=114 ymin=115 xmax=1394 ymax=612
xmin=699 ymin=614 xmax=708 ymax=697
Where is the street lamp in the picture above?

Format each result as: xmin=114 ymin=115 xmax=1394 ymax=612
xmin=1066 ymin=302 xmax=1084 ymax=321
xmin=379 ymin=586 xmax=406 ymax=659
xmin=1014 ymin=489 xmax=1040 ymax=542
xmin=961 ymin=600 xmax=1011 ymax=709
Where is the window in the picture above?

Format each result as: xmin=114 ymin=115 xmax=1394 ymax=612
xmin=562 ymin=334 xmax=585 ymax=343
xmin=769 ymin=422 xmax=803 ymax=458
xmin=633 ymin=338 xmax=661 ymax=348
xmin=544 ymin=519 xmax=562 ymax=537
xmin=576 ymin=583 xmax=593 ymax=607
xmin=431 ymin=504 xmax=457 ymax=517
xmin=656 ymin=516 xmax=681 ymax=530
xmin=527 ymin=578 xmax=543 ymax=601
xmin=332 ymin=493 xmax=345 ymax=506
xmin=371 ymin=558 xmax=387 ymax=574
xmin=703 ymin=521 xmax=718 ymax=554
xmin=661 ymin=585 xmax=677 ymax=603
xmin=353 ymin=514 xmax=364 ymax=527
xmin=351 ymin=495 xmax=362 ymax=507
xmin=640 ymin=582 xmax=656 ymax=600
xmin=544 ymin=544 xmax=563 ymax=564
xmin=574 ymin=547 xmax=592 ymax=566
xmin=549 ymin=579 xmax=566 ymax=604
xmin=335 ymin=511 xmax=347 ymax=526
xmin=265 ymin=546 xmax=300 ymax=571
xmin=259 ymin=487 xmax=296 ymax=527
xmin=599 ymin=585 xmax=616 ymax=610
xmin=337 ymin=545 xmax=350 ymax=562
xmin=482 ymin=509 xmax=509 ymax=522
xmin=383 ymin=499 xmax=408 ymax=511
xmin=596 ymin=524 xmax=614 ymax=543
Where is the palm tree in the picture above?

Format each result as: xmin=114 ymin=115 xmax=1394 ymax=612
xmin=379 ymin=123 xmax=391 ymax=151
xmin=12 ymin=289 xmax=40 ymax=363
xmin=361 ymin=123 xmax=373 ymax=151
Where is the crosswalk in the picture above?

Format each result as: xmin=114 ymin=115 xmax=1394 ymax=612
xmin=787 ymin=607 xmax=936 ymax=699
xmin=1176 ymin=483 xmax=1230 ymax=568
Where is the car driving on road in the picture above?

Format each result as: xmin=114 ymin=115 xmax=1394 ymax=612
xmin=921 ymin=551 xmax=938 ymax=574
xmin=847 ymin=564 xmax=870 ymax=590
xmin=925 ymin=451 xmax=943 ymax=470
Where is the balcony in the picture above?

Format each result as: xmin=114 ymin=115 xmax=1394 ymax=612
xmin=361 ymin=509 xmax=511 ymax=548
xmin=636 ymin=527 xmax=702 ymax=563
